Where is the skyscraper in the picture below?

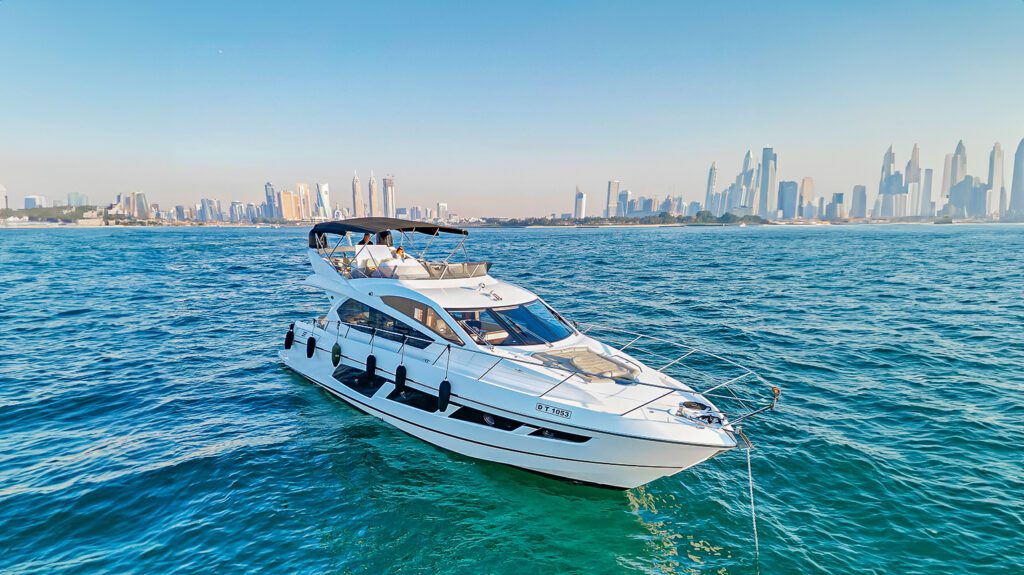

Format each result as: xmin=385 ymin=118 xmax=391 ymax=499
xmin=748 ymin=162 xmax=761 ymax=209
xmin=605 ymin=180 xmax=620 ymax=218
xmin=778 ymin=181 xmax=798 ymax=220
xmin=948 ymin=177 xmax=977 ymax=218
xmin=988 ymin=142 xmax=1004 ymax=218
xmin=850 ymin=185 xmax=868 ymax=218
xmin=229 ymin=200 xmax=244 ymax=223
xmin=825 ymin=193 xmax=846 ymax=220
xmin=315 ymin=183 xmax=331 ymax=219
xmin=905 ymin=147 xmax=921 ymax=216
xmin=436 ymin=202 xmax=448 ymax=222
xmin=905 ymin=144 xmax=921 ymax=185
xmin=920 ymin=169 xmax=934 ymax=217
xmin=878 ymin=145 xmax=895 ymax=195
xmin=367 ymin=171 xmax=380 ymax=217
xmin=758 ymin=147 xmax=777 ymax=218
xmin=1010 ymin=138 xmax=1024 ymax=218
xmin=296 ymin=183 xmax=312 ymax=220
xmin=739 ymin=150 xmax=756 ymax=208
xmin=573 ymin=186 xmax=586 ymax=219
xmin=1 ymin=185 xmax=7 ymax=210
xmin=798 ymin=177 xmax=814 ymax=218
xmin=280 ymin=190 xmax=299 ymax=220
xmin=704 ymin=162 xmax=717 ymax=212
xmin=264 ymin=182 xmax=278 ymax=219
xmin=877 ymin=145 xmax=905 ymax=218
xmin=950 ymin=140 xmax=968 ymax=189
xmin=382 ymin=175 xmax=396 ymax=218
xmin=939 ymin=154 xmax=952 ymax=204
xmin=351 ymin=172 xmax=364 ymax=218
xmin=616 ymin=189 xmax=631 ymax=217
xmin=134 ymin=192 xmax=150 ymax=219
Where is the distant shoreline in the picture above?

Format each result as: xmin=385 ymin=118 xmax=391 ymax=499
xmin=3 ymin=220 xmax=1023 ymax=231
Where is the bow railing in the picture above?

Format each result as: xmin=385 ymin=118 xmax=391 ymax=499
xmin=294 ymin=317 xmax=780 ymax=427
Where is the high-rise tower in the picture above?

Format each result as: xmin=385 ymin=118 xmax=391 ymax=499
xmin=877 ymin=145 xmax=905 ymax=217
xmin=351 ymin=171 xmax=364 ymax=218
xmin=758 ymin=147 xmax=777 ymax=218
xmin=296 ymin=183 xmax=312 ymax=220
xmin=850 ymin=185 xmax=868 ymax=218
xmin=738 ymin=150 xmax=756 ymax=208
xmin=798 ymin=177 xmax=814 ymax=218
xmin=605 ymin=180 xmax=620 ymax=218
xmin=878 ymin=145 xmax=896 ymax=195
xmin=382 ymin=175 xmax=396 ymax=218
xmin=940 ymin=154 xmax=953 ymax=203
xmin=1009 ymin=138 xmax=1024 ymax=217
xmin=264 ymin=182 xmax=277 ymax=219
xmin=950 ymin=140 xmax=968 ymax=189
xmin=367 ymin=171 xmax=380 ymax=217
xmin=315 ymin=183 xmax=331 ymax=219
xmin=704 ymin=162 xmax=717 ymax=212
xmin=920 ymin=169 xmax=934 ymax=217
xmin=905 ymin=144 xmax=921 ymax=184
xmin=616 ymin=189 xmax=631 ymax=217
xmin=573 ymin=186 xmax=587 ymax=219
xmin=778 ymin=181 xmax=799 ymax=219
xmin=988 ymin=142 xmax=1004 ymax=218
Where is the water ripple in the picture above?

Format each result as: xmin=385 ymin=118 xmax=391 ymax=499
xmin=0 ymin=224 xmax=1022 ymax=574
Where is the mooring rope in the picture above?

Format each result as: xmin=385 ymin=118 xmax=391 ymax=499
xmin=747 ymin=441 xmax=759 ymax=560
xmin=737 ymin=426 xmax=760 ymax=569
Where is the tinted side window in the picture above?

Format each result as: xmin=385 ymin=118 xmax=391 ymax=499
xmin=381 ymin=296 xmax=464 ymax=345
xmin=335 ymin=299 xmax=431 ymax=349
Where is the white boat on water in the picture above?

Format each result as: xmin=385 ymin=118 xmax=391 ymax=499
xmin=281 ymin=218 xmax=779 ymax=489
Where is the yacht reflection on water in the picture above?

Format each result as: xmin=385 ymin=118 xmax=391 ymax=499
xmin=281 ymin=217 xmax=779 ymax=489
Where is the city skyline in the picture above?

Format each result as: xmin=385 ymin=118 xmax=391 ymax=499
xmin=8 ymin=136 xmax=1024 ymax=224
xmin=566 ymin=137 xmax=1024 ymax=223
xmin=2 ymin=2 xmax=1023 ymax=217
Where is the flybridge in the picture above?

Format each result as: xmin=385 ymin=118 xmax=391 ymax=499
xmin=308 ymin=217 xmax=490 ymax=280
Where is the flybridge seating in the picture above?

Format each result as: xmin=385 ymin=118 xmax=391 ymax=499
xmin=308 ymin=217 xmax=490 ymax=280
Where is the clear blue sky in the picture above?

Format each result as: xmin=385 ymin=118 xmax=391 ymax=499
xmin=1 ymin=0 xmax=1022 ymax=216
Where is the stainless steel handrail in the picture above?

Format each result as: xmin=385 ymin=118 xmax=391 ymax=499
xmin=294 ymin=317 xmax=779 ymax=425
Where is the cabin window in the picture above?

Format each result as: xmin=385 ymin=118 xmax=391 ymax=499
xmin=335 ymin=299 xmax=432 ymax=349
xmin=447 ymin=300 xmax=574 ymax=346
xmin=381 ymin=296 xmax=464 ymax=346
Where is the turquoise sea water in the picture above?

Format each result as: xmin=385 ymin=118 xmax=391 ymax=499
xmin=1 ymin=224 xmax=1022 ymax=574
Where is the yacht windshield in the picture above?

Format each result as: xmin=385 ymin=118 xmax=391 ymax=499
xmin=447 ymin=300 xmax=574 ymax=346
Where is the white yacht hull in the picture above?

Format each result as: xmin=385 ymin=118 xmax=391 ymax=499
xmin=281 ymin=331 xmax=731 ymax=489
xmin=284 ymin=219 xmax=774 ymax=490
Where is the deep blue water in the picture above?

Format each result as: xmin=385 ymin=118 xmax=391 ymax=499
xmin=1 ymin=224 xmax=1022 ymax=574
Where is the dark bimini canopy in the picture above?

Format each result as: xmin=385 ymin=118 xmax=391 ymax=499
xmin=309 ymin=217 xmax=468 ymax=248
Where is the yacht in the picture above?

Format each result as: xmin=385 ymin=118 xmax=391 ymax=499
xmin=281 ymin=218 xmax=779 ymax=489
